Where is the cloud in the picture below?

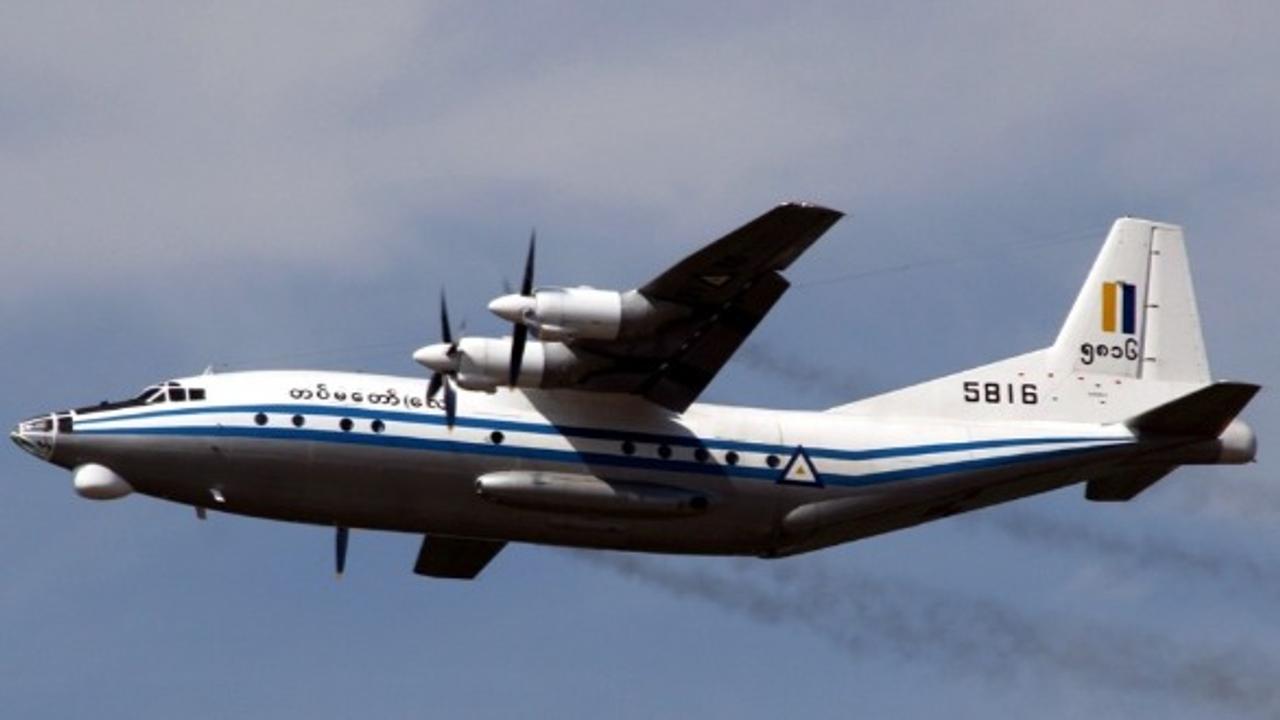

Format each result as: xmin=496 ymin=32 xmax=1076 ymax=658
xmin=5 ymin=1 xmax=1278 ymax=311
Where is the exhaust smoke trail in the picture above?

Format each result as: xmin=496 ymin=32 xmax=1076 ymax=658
xmin=979 ymin=508 xmax=1280 ymax=602
xmin=579 ymin=552 xmax=1278 ymax=716
xmin=735 ymin=342 xmax=865 ymax=399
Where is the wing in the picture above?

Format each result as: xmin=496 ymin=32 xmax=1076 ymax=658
xmin=570 ymin=202 xmax=844 ymax=412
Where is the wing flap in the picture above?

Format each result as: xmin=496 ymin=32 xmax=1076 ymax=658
xmin=413 ymin=535 xmax=506 ymax=580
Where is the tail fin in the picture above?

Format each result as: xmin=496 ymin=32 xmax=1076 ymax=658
xmin=1047 ymin=218 xmax=1209 ymax=382
xmin=830 ymin=217 xmax=1225 ymax=422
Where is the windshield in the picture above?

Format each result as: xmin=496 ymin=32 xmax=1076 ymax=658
xmin=75 ymin=381 xmax=205 ymax=415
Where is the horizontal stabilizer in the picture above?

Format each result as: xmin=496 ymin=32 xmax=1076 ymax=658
xmin=1085 ymin=464 xmax=1177 ymax=502
xmin=1126 ymin=381 xmax=1260 ymax=437
xmin=413 ymin=535 xmax=506 ymax=580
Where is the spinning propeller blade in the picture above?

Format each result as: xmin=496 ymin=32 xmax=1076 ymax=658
xmin=508 ymin=231 xmax=536 ymax=386
xmin=424 ymin=290 xmax=460 ymax=429
xmin=444 ymin=380 xmax=457 ymax=429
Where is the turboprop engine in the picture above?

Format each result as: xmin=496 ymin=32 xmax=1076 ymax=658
xmin=482 ymin=233 xmax=685 ymax=388
xmin=489 ymin=287 xmax=620 ymax=341
xmin=413 ymin=336 xmax=591 ymax=391
xmin=488 ymin=287 xmax=673 ymax=342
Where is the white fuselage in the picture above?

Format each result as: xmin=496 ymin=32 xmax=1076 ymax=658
xmin=21 ymin=369 xmax=1145 ymax=558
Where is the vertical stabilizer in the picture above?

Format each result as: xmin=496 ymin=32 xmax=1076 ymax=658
xmin=1047 ymin=219 xmax=1210 ymax=383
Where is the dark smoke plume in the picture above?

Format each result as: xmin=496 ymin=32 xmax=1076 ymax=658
xmin=577 ymin=552 xmax=1279 ymax=716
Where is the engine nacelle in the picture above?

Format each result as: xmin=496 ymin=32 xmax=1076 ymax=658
xmin=452 ymin=337 xmax=597 ymax=390
xmin=494 ymin=287 xmax=674 ymax=341
xmin=489 ymin=288 xmax=681 ymax=341
xmin=530 ymin=287 xmax=622 ymax=340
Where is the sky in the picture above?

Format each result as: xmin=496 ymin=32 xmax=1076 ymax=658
xmin=2 ymin=1 xmax=1279 ymax=717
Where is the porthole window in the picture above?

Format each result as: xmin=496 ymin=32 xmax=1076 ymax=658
xmin=766 ymin=454 xmax=781 ymax=469
xmin=339 ymin=418 xmax=353 ymax=432
xmin=621 ymin=440 xmax=636 ymax=456
xmin=725 ymin=451 xmax=739 ymax=466
xmin=371 ymin=419 xmax=385 ymax=434
xmin=490 ymin=430 xmax=505 ymax=445
xmin=254 ymin=412 xmax=268 ymax=426
xmin=694 ymin=447 xmax=710 ymax=463
xmin=657 ymin=444 xmax=672 ymax=459
xmin=292 ymin=414 xmax=305 ymax=428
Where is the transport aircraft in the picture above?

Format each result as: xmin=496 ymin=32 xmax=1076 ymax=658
xmin=11 ymin=204 xmax=1258 ymax=579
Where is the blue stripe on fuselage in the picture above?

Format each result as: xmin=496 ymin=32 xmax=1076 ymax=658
xmin=72 ymin=408 xmax=1133 ymax=489
xmin=71 ymin=402 xmax=1126 ymax=462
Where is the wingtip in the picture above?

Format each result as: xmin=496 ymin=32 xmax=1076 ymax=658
xmin=777 ymin=201 xmax=845 ymax=219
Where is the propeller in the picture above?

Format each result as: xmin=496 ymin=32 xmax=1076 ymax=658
xmin=335 ymin=526 xmax=349 ymax=576
xmin=504 ymin=231 xmax=536 ymax=386
xmin=414 ymin=290 xmax=459 ymax=429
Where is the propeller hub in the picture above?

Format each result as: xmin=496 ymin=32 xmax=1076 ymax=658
xmin=413 ymin=343 xmax=459 ymax=372
xmin=488 ymin=294 xmax=536 ymax=324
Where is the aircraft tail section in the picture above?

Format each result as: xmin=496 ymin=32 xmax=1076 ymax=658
xmin=1047 ymin=218 xmax=1209 ymax=383
xmin=830 ymin=218 xmax=1244 ymax=426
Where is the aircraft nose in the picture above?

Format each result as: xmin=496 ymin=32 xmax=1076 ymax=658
xmin=11 ymin=423 xmax=35 ymax=456
xmin=11 ymin=415 xmax=55 ymax=460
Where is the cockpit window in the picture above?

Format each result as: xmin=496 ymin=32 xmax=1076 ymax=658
xmin=74 ymin=382 xmax=205 ymax=415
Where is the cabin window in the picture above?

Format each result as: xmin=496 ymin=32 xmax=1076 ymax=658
xmin=657 ymin=444 xmax=672 ymax=459
xmin=339 ymin=418 xmax=353 ymax=432
xmin=490 ymin=430 xmax=505 ymax=445
xmin=291 ymin=414 xmax=305 ymax=428
xmin=168 ymin=388 xmax=187 ymax=402
xmin=254 ymin=413 xmax=268 ymax=426
xmin=621 ymin=440 xmax=636 ymax=456
xmin=189 ymin=389 xmax=206 ymax=401
xmin=371 ymin=419 xmax=385 ymax=434
xmin=725 ymin=451 xmax=739 ymax=466
xmin=766 ymin=454 xmax=781 ymax=469
xmin=694 ymin=447 xmax=710 ymax=463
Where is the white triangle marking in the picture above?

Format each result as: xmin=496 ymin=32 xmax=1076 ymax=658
xmin=781 ymin=448 xmax=821 ymax=485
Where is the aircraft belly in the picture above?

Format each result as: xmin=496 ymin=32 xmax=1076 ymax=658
xmin=107 ymin=434 xmax=779 ymax=555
